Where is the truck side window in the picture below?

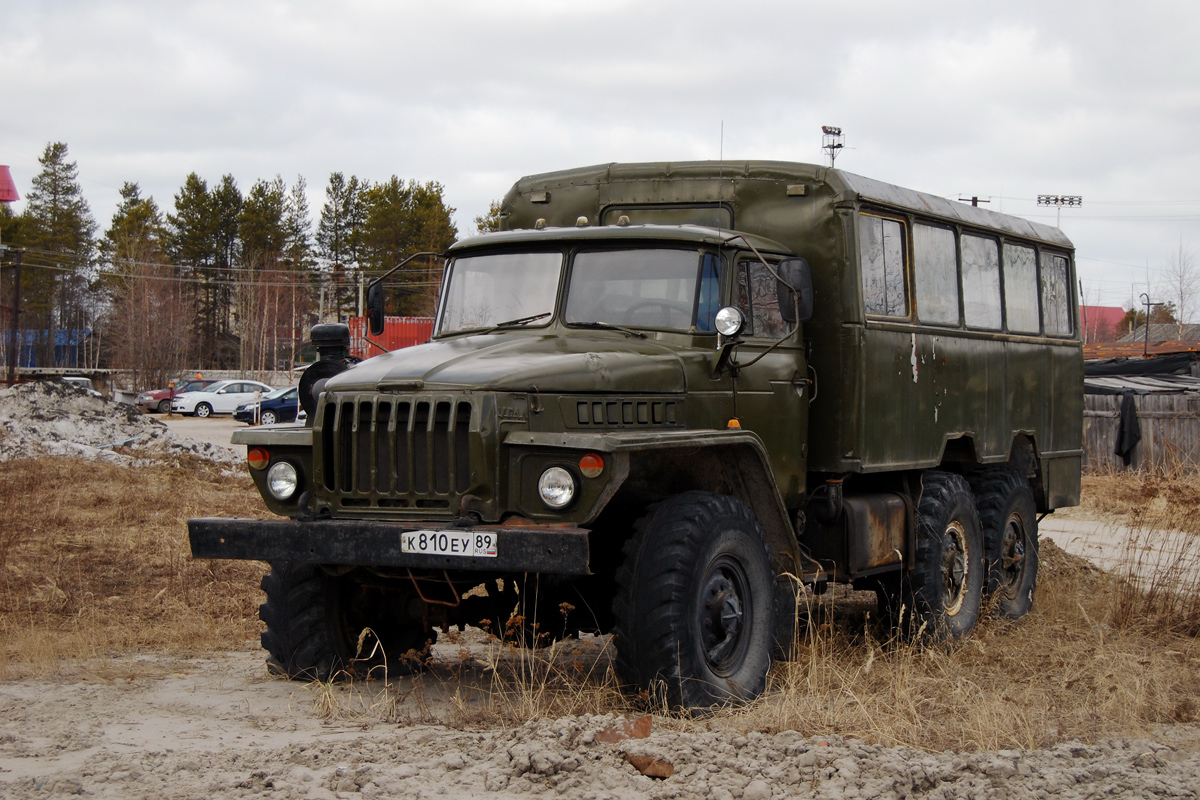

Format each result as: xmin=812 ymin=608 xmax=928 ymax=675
xmin=961 ymin=234 xmax=1002 ymax=330
xmin=913 ymin=223 xmax=959 ymax=325
xmin=1003 ymin=243 xmax=1040 ymax=333
xmin=736 ymin=260 xmax=793 ymax=339
xmin=1040 ymin=252 xmax=1073 ymax=335
xmin=695 ymin=252 xmax=722 ymax=332
xmin=859 ymin=214 xmax=907 ymax=317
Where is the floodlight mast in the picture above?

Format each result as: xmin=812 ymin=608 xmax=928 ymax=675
xmin=821 ymin=126 xmax=844 ymax=167
xmin=1036 ymin=194 xmax=1083 ymax=228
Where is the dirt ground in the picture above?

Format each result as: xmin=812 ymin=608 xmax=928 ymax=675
xmin=3 ymin=644 xmax=1200 ymax=800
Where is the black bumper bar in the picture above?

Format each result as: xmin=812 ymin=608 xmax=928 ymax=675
xmin=188 ymin=517 xmax=592 ymax=575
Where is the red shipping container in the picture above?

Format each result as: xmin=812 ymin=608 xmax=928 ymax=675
xmin=347 ymin=316 xmax=435 ymax=360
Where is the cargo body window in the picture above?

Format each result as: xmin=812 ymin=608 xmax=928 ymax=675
xmin=859 ymin=214 xmax=907 ymax=317
xmin=1041 ymin=252 xmax=1073 ymax=335
xmin=913 ymin=224 xmax=959 ymax=325
xmin=961 ymin=235 xmax=1002 ymax=330
xmin=1002 ymin=243 xmax=1040 ymax=333
xmin=736 ymin=259 xmax=794 ymax=339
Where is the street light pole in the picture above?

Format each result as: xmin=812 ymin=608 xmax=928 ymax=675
xmin=1139 ymin=292 xmax=1164 ymax=357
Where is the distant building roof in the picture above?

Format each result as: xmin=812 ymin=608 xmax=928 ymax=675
xmin=1118 ymin=322 xmax=1200 ymax=343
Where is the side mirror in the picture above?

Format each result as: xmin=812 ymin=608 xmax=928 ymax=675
xmin=367 ymin=280 xmax=385 ymax=336
xmin=776 ymin=258 xmax=814 ymax=324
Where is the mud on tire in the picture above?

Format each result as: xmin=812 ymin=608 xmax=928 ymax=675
xmin=612 ymin=491 xmax=775 ymax=709
xmin=908 ymin=471 xmax=985 ymax=640
xmin=971 ymin=469 xmax=1039 ymax=619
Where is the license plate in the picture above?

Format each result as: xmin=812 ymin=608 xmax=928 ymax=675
xmin=401 ymin=530 xmax=498 ymax=558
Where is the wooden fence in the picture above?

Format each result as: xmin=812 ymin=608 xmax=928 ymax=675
xmin=1084 ymin=393 xmax=1200 ymax=471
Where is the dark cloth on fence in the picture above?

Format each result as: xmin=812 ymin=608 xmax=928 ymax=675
xmin=1114 ymin=391 xmax=1141 ymax=467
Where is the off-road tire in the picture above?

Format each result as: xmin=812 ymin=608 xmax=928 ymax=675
xmin=971 ymin=469 xmax=1039 ymax=619
xmin=612 ymin=491 xmax=775 ymax=709
xmin=259 ymin=562 xmax=436 ymax=681
xmin=195 ymin=402 xmax=213 ymax=418
xmin=260 ymin=410 xmax=277 ymax=425
xmin=157 ymin=399 xmax=171 ymax=414
xmin=908 ymin=471 xmax=985 ymax=640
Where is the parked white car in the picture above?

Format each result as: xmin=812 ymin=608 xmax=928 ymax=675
xmin=171 ymin=380 xmax=274 ymax=417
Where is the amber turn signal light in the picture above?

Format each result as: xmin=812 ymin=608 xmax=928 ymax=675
xmin=579 ymin=453 xmax=604 ymax=478
xmin=248 ymin=447 xmax=270 ymax=470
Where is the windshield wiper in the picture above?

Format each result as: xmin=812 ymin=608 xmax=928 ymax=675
xmin=439 ymin=312 xmax=552 ymax=338
xmin=495 ymin=312 xmax=551 ymax=327
xmin=570 ymin=321 xmax=647 ymax=338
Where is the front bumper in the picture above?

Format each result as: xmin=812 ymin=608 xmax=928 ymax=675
xmin=188 ymin=517 xmax=591 ymax=574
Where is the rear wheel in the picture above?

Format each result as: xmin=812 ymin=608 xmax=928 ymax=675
xmin=971 ymin=470 xmax=1039 ymax=619
xmin=908 ymin=472 xmax=985 ymax=640
xmin=612 ymin=492 xmax=775 ymax=709
xmin=259 ymin=562 xmax=436 ymax=681
xmin=195 ymin=402 xmax=212 ymax=418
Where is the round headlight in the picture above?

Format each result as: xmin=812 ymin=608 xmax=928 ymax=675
xmin=538 ymin=466 xmax=576 ymax=509
xmin=266 ymin=461 xmax=300 ymax=501
xmin=714 ymin=306 xmax=746 ymax=337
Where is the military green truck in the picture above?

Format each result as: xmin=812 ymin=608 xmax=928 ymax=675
xmin=189 ymin=161 xmax=1082 ymax=708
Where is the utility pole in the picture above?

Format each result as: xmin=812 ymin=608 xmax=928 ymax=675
xmin=1 ymin=165 xmax=20 ymax=387
xmin=4 ymin=248 xmax=21 ymax=388
xmin=1139 ymin=292 xmax=1164 ymax=357
xmin=1037 ymin=194 xmax=1083 ymax=228
xmin=958 ymin=196 xmax=991 ymax=208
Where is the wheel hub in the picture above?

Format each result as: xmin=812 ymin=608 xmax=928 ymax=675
xmin=1000 ymin=517 xmax=1026 ymax=588
xmin=701 ymin=568 xmax=746 ymax=671
xmin=942 ymin=521 xmax=968 ymax=614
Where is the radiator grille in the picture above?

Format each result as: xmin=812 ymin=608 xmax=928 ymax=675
xmin=319 ymin=394 xmax=474 ymax=511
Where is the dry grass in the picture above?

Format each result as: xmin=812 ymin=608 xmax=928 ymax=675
xmin=2 ymin=454 xmax=1199 ymax=752
xmin=735 ymin=540 xmax=1200 ymax=751
xmin=0 ymin=456 xmax=269 ymax=679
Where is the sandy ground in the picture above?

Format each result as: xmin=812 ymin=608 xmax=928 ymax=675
xmin=1042 ymin=516 xmax=1200 ymax=587
xmin=3 ymin=644 xmax=1200 ymax=799
xmin=158 ymin=413 xmax=251 ymax=451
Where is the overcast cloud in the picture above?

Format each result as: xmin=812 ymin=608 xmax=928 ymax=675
xmin=3 ymin=0 xmax=1199 ymax=314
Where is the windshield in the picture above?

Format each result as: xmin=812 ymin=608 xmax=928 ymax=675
xmin=263 ymin=387 xmax=296 ymax=400
xmin=437 ymin=252 xmax=563 ymax=334
xmin=199 ymin=382 xmax=227 ymax=393
xmin=565 ymin=248 xmax=722 ymax=332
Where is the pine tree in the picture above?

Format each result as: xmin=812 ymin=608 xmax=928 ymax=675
xmin=359 ymin=178 xmax=457 ymax=316
xmin=475 ymin=200 xmax=503 ymax=234
xmin=167 ymin=173 xmax=242 ymax=368
xmin=19 ymin=143 xmax=98 ymax=367
xmin=316 ymin=172 xmax=365 ymax=320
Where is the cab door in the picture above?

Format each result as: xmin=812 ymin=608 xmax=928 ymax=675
xmin=730 ymin=256 xmax=809 ymax=505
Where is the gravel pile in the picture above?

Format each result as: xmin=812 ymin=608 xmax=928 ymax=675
xmin=0 ymin=381 xmax=239 ymax=465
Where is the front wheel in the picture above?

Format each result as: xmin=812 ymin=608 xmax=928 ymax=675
xmin=194 ymin=402 xmax=213 ymax=418
xmin=612 ymin=492 xmax=775 ymax=709
xmin=908 ymin=472 xmax=985 ymax=640
xmin=156 ymin=399 xmax=171 ymax=414
xmin=259 ymin=409 xmax=277 ymax=425
xmin=259 ymin=562 xmax=436 ymax=681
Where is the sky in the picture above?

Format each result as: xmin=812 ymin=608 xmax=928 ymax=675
xmin=3 ymin=0 xmax=1200 ymax=317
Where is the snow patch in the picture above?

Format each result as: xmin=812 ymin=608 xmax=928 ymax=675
xmin=0 ymin=382 xmax=240 ymax=466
